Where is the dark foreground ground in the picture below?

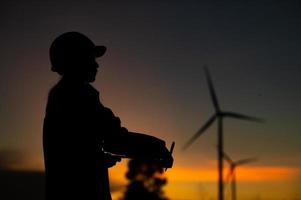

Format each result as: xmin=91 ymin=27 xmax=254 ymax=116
xmin=0 ymin=170 xmax=45 ymax=200
xmin=0 ymin=169 xmax=124 ymax=200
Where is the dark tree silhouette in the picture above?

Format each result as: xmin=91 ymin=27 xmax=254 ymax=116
xmin=123 ymin=159 xmax=169 ymax=200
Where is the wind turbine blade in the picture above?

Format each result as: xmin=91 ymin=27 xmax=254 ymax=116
xmin=225 ymin=167 xmax=234 ymax=186
xmin=182 ymin=115 xmax=216 ymax=150
xmin=223 ymin=112 xmax=265 ymax=123
xmin=204 ymin=66 xmax=220 ymax=111
xmin=222 ymin=151 xmax=234 ymax=164
xmin=235 ymin=157 xmax=257 ymax=166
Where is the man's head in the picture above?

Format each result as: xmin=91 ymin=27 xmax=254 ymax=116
xmin=49 ymin=32 xmax=106 ymax=82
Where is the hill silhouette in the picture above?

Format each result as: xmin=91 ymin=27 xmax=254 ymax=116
xmin=0 ymin=169 xmax=45 ymax=200
xmin=0 ymin=169 xmax=123 ymax=200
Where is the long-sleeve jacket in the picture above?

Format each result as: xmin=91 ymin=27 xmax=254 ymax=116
xmin=43 ymin=77 xmax=123 ymax=200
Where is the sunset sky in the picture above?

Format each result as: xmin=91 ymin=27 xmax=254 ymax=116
xmin=0 ymin=1 xmax=301 ymax=199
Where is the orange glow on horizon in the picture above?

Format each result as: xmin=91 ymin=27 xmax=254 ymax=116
xmin=165 ymin=165 xmax=300 ymax=182
xmin=10 ymin=157 xmax=300 ymax=184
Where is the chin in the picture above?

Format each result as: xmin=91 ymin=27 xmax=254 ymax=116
xmin=88 ymin=76 xmax=96 ymax=82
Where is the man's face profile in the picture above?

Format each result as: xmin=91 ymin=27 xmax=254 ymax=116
xmin=71 ymin=53 xmax=100 ymax=83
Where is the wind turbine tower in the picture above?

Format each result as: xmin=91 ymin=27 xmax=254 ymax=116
xmin=183 ymin=66 xmax=264 ymax=200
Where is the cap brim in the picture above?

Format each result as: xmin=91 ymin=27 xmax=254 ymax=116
xmin=95 ymin=46 xmax=106 ymax=57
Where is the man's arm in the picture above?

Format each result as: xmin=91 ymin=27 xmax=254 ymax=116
xmin=94 ymin=95 xmax=173 ymax=169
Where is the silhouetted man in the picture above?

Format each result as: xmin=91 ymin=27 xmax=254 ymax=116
xmin=43 ymin=32 xmax=173 ymax=200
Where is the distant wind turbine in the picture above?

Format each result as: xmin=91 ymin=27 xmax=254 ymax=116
xmin=223 ymin=152 xmax=257 ymax=200
xmin=182 ymin=66 xmax=264 ymax=200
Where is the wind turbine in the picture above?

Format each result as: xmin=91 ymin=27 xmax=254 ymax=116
xmin=223 ymin=152 xmax=257 ymax=200
xmin=182 ymin=66 xmax=264 ymax=200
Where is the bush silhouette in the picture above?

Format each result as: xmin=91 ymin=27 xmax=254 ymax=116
xmin=123 ymin=159 xmax=168 ymax=200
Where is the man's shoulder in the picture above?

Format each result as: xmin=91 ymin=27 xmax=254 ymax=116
xmin=46 ymin=80 xmax=101 ymax=113
xmin=49 ymin=79 xmax=99 ymax=97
